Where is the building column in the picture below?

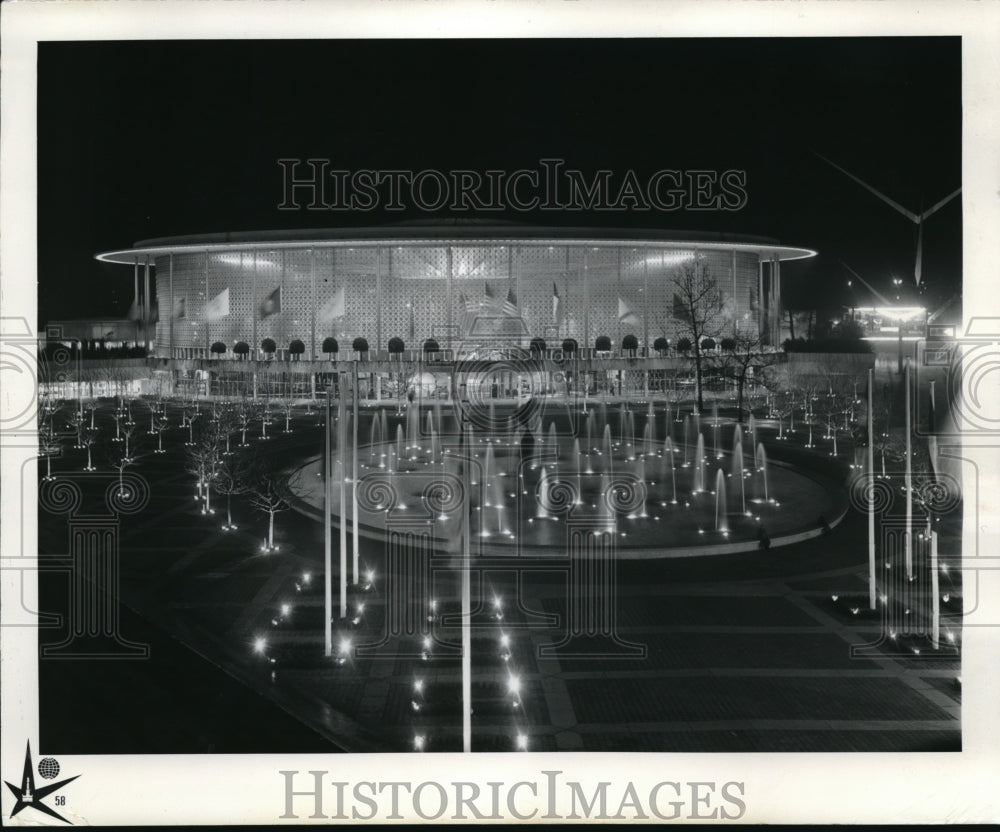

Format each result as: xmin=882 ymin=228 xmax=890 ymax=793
xmin=252 ymin=251 xmax=258 ymax=360
xmin=204 ymin=250 xmax=210 ymax=357
xmin=169 ymin=254 xmax=174 ymax=358
xmin=583 ymin=248 xmax=590 ymax=350
xmin=773 ymin=255 xmax=782 ymax=346
xmin=643 ymin=248 xmax=650 ymax=351
xmin=310 ymin=248 xmax=317 ymax=361
xmin=144 ymin=257 xmax=151 ymax=350
xmin=758 ymin=258 xmax=765 ymax=343
xmin=378 ymin=248 xmax=385 ymax=352
xmin=445 ymin=246 xmax=453 ymax=348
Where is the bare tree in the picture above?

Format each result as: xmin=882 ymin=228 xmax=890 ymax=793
xmin=719 ymin=328 xmax=777 ymax=424
xmin=81 ymin=426 xmax=99 ymax=471
xmin=39 ymin=401 xmax=61 ymax=481
xmin=249 ymin=464 xmax=291 ymax=551
xmin=671 ymin=256 xmax=725 ymax=413
xmin=185 ymin=424 xmax=221 ymax=512
xmin=215 ymin=450 xmax=251 ymax=531
xmin=279 ymin=397 xmax=295 ymax=433
xmin=107 ymin=437 xmax=139 ymax=497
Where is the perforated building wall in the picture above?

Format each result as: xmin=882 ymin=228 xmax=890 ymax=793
xmin=151 ymin=241 xmax=770 ymax=357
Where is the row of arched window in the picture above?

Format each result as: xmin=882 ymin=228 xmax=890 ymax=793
xmin=210 ymin=335 xmax=736 ymax=358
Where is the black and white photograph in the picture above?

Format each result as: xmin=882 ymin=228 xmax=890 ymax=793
xmin=2 ymin=0 xmax=999 ymax=824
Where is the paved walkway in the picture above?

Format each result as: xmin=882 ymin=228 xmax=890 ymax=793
xmin=38 ymin=400 xmax=961 ymax=753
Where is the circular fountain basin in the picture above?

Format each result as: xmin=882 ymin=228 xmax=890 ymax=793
xmin=286 ymin=429 xmax=848 ymax=559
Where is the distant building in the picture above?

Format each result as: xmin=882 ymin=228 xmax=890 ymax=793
xmin=95 ymin=220 xmax=815 ymax=361
xmin=43 ymin=318 xmax=140 ymax=348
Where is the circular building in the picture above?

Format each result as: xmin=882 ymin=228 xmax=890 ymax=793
xmin=96 ymin=220 xmax=814 ymax=360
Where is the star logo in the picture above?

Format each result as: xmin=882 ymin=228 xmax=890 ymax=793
xmin=5 ymin=741 xmax=79 ymax=824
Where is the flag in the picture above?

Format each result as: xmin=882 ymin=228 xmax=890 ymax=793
xmin=173 ymin=297 xmax=186 ymax=320
xmin=618 ymin=297 xmax=640 ymax=326
xmin=205 ymin=288 xmax=230 ymax=321
xmin=319 ymin=287 xmax=346 ymax=321
xmin=457 ymin=290 xmax=475 ymax=334
xmin=672 ymin=293 xmax=688 ymax=321
xmin=552 ymin=282 xmax=562 ymax=323
xmin=502 ymin=285 xmax=519 ymax=317
xmin=261 ymin=286 xmax=282 ymax=318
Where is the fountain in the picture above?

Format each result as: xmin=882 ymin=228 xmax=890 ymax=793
xmin=756 ymin=442 xmax=769 ymax=502
xmin=483 ymin=445 xmax=496 ymax=505
xmin=682 ymin=417 xmax=691 ymax=465
xmin=430 ymin=427 xmax=440 ymax=465
xmin=370 ymin=412 xmax=383 ymax=466
xmin=715 ymin=469 xmax=729 ymax=532
xmin=406 ymin=400 xmax=418 ymax=450
xmin=573 ymin=438 xmax=584 ymax=503
xmin=731 ymin=436 xmax=746 ymax=514
xmin=747 ymin=413 xmax=756 ymax=436
xmin=642 ymin=422 xmax=654 ymax=458
xmin=292 ymin=398 xmax=844 ymax=560
xmin=694 ymin=433 xmax=706 ymax=492
xmin=602 ymin=424 xmax=614 ymax=475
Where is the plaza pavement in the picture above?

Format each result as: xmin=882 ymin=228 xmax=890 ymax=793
xmin=37 ymin=399 xmax=961 ymax=754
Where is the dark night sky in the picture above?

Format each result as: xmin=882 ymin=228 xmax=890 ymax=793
xmin=37 ymin=37 xmax=961 ymax=326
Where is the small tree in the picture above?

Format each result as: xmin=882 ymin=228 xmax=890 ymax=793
xmin=561 ymin=338 xmax=578 ymax=355
xmin=210 ymin=341 xmax=227 ymax=358
xmin=653 ymin=336 xmax=669 ymax=355
xmin=322 ymin=337 xmax=339 ymax=360
xmin=387 ymin=336 xmax=405 ymax=355
xmin=280 ymin=397 xmax=296 ymax=433
xmin=289 ymin=339 xmax=306 ymax=361
xmin=621 ymin=334 xmax=639 ymax=355
xmin=236 ymin=396 xmax=254 ymax=446
xmin=352 ymin=336 xmax=369 ymax=355
xmin=700 ymin=337 xmax=716 ymax=352
xmin=234 ymin=341 xmax=250 ymax=360
xmin=120 ymin=422 xmax=137 ymax=462
xmin=676 ymin=337 xmax=692 ymax=354
xmin=261 ymin=338 xmax=277 ymax=360
xmin=107 ymin=439 xmax=138 ymax=497
xmin=529 ymin=337 xmax=546 ymax=354
xmin=720 ymin=337 xmax=736 ymax=353
xmin=423 ymin=338 xmax=441 ymax=354
xmin=215 ymin=450 xmax=251 ymax=531
xmin=594 ymin=335 xmax=612 ymax=352
xmin=39 ymin=407 xmax=60 ymax=481
xmin=67 ymin=408 xmax=86 ymax=448
xmin=81 ymin=426 xmax=98 ymax=471
xmin=249 ymin=465 xmax=291 ymax=552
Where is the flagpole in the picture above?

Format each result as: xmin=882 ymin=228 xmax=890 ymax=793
xmin=905 ymin=361 xmax=913 ymax=580
xmin=339 ymin=371 xmax=348 ymax=617
xmin=324 ymin=388 xmax=333 ymax=655
xmin=205 ymin=250 xmax=211 ymax=358
xmin=352 ymin=360 xmax=359 ymax=584
xmin=867 ymin=367 xmax=876 ymax=610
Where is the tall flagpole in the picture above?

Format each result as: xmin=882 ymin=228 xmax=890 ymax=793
xmin=352 ymin=360 xmax=360 ymax=584
xmin=462 ymin=420 xmax=472 ymax=753
xmin=339 ymin=371 xmax=348 ymax=616
xmin=324 ymin=389 xmax=333 ymax=655
xmin=867 ymin=367 xmax=876 ymax=610
xmin=905 ymin=361 xmax=913 ymax=580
